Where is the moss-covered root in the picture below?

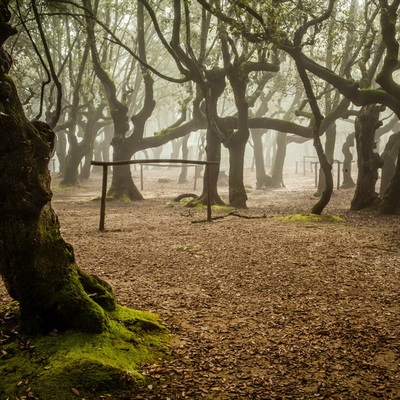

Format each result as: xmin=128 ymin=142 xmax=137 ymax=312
xmin=0 ymin=304 xmax=168 ymax=400
xmin=78 ymin=269 xmax=117 ymax=311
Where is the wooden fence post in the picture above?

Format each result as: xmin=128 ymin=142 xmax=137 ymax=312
xmin=99 ymin=164 xmax=108 ymax=231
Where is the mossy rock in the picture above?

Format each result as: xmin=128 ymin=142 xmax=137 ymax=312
xmin=0 ymin=303 xmax=169 ymax=400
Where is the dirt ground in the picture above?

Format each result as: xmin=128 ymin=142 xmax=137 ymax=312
xmin=1 ymin=166 xmax=400 ymax=399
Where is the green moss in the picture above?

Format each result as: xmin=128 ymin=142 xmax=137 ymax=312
xmin=188 ymin=203 xmax=235 ymax=212
xmin=154 ymin=128 xmax=172 ymax=137
xmin=172 ymin=244 xmax=203 ymax=254
xmin=0 ymin=304 xmax=168 ymax=400
xmin=278 ymin=213 xmax=343 ymax=223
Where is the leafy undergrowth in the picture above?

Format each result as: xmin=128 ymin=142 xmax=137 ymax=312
xmin=0 ymin=303 xmax=169 ymax=400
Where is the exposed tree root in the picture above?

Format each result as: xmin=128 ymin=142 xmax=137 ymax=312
xmin=174 ymin=193 xmax=199 ymax=202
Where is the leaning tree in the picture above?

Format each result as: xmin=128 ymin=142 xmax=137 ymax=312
xmin=0 ymin=0 xmax=116 ymax=334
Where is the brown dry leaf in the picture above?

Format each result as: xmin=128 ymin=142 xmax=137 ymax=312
xmin=70 ymin=387 xmax=81 ymax=397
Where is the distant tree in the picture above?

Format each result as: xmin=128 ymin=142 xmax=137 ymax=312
xmin=341 ymin=132 xmax=356 ymax=188
xmin=217 ymin=10 xmax=279 ymax=207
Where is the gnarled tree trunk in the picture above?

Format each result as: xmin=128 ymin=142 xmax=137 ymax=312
xmin=0 ymin=4 xmax=115 ymax=334
xmin=351 ymin=104 xmax=384 ymax=211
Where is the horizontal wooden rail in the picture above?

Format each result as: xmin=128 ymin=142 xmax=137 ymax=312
xmin=91 ymin=159 xmax=220 ymax=231
xmin=311 ymin=159 xmax=353 ymax=190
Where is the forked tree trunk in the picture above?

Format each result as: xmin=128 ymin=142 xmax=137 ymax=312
xmin=0 ymin=9 xmax=115 ymax=334
xmin=351 ymin=104 xmax=384 ymax=211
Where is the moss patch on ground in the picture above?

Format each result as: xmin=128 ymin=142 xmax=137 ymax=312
xmin=279 ymin=213 xmax=344 ymax=223
xmin=0 ymin=303 xmax=169 ymax=400
xmin=190 ymin=203 xmax=235 ymax=212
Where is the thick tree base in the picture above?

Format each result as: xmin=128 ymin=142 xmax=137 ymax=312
xmin=351 ymin=195 xmax=381 ymax=212
xmin=0 ymin=303 xmax=168 ymax=400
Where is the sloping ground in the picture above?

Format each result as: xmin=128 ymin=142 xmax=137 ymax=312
xmin=1 ymin=169 xmax=400 ymax=399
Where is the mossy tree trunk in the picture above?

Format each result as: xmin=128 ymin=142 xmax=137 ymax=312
xmin=350 ymin=104 xmax=384 ymax=211
xmin=0 ymin=4 xmax=116 ymax=334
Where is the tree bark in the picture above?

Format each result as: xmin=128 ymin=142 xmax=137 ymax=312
xmin=316 ymin=123 xmax=336 ymax=195
xmin=351 ymin=104 xmax=384 ymax=211
xmin=227 ymin=133 xmax=248 ymax=208
xmin=379 ymin=145 xmax=400 ymax=214
xmin=0 ymin=7 xmax=115 ymax=334
xmin=198 ymin=126 xmax=224 ymax=205
xmin=379 ymin=131 xmax=400 ymax=196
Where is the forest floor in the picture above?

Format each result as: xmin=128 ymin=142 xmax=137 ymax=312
xmin=1 ymin=166 xmax=400 ymax=399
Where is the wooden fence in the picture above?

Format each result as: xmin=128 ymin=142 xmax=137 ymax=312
xmin=91 ymin=159 xmax=219 ymax=231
